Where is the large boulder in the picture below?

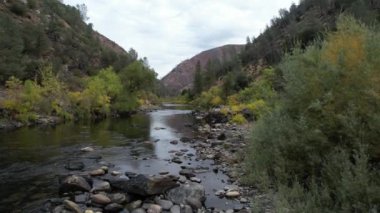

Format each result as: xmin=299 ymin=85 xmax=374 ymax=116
xmin=166 ymin=182 xmax=205 ymax=210
xmin=59 ymin=175 xmax=91 ymax=194
xmin=119 ymin=174 xmax=179 ymax=196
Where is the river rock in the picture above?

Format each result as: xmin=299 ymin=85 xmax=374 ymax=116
xmin=170 ymin=205 xmax=180 ymax=213
xmin=156 ymin=199 xmax=173 ymax=210
xmin=129 ymin=200 xmax=142 ymax=209
xmin=109 ymin=193 xmax=128 ymax=204
xmin=179 ymin=169 xmax=195 ymax=178
xmin=125 ymin=171 xmax=138 ymax=178
xmin=204 ymin=111 xmax=228 ymax=124
xmin=132 ymin=208 xmax=146 ymax=213
xmin=108 ymin=177 xmax=130 ymax=190
xmin=181 ymin=205 xmax=193 ymax=213
xmin=75 ymin=193 xmax=89 ymax=203
xmin=63 ymin=200 xmax=82 ymax=213
xmin=100 ymin=166 xmax=109 ymax=172
xmin=215 ymin=190 xmax=225 ymax=197
xmin=147 ymin=204 xmax=162 ymax=213
xmin=226 ymin=209 xmax=234 ymax=213
xmin=81 ymin=147 xmax=94 ymax=152
xmin=180 ymin=137 xmax=191 ymax=142
xmin=225 ymin=191 xmax=240 ymax=198
xmin=189 ymin=177 xmax=201 ymax=183
xmin=123 ymin=174 xmax=179 ymax=196
xmin=170 ymin=140 xmax=178 ymax=145
xmin=89 ymin=169 xmax=106 ymax=176
xmin=91 ymin=193 xmax=111 ymax=205
xmin=111 ymin=171 xmax=122 ymax=176
xmin=60 ymin=175 xmax=91 ymax=193
xmin=105 ymin=203 xmax=124 ymax=212
xmin=178 ymin=175 xmax=187 ymax=183
xmin=171 ymin=157 xmax=183 ymax=164
xmin=65 ymin=161 xmax=85 ymax=171
xmin=166 ymin=182 xmax=205 ymax=209
xmin=92 ymin=180 xmax=111 ymax=192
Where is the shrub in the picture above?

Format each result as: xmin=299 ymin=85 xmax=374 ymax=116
xmin=10 ymin=2 xmax=28 ymax=16
xmin=246 ymin=15 xmax=380 ymax=212
xmin=231 ymin=113 xmax=247 ymax=124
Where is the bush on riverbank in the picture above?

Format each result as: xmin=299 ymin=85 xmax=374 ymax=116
xmin=0 ymin=63 xmax=158 ymax=122
xmin=245 ymin=16 xmax=380 ymax=212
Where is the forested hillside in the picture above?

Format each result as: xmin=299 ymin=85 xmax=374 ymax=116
xmin=0 ymin=0 xmax=158 ymax=125
xmin=182 ymin=0 xmax=380 ymax=211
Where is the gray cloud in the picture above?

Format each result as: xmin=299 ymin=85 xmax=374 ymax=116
xmin=64 ymin=0 xmax=295 ymax=78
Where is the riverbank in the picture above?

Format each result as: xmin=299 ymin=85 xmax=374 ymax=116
xmin=0 ymin=106 xmax=261 ymax=212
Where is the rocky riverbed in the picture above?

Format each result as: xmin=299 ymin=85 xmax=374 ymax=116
xmin=0 ymin=106 xmax=262 ymax=213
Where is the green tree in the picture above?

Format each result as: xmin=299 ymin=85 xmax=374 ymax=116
xmin=193 ymin=61 xmax=203 ymax=95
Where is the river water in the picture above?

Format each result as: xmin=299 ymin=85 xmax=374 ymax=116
xmin=0 ymin=104 xmax=241 ymax=212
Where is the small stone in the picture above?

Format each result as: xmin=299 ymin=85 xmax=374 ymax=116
xmin=215 ymin=190 xmax=225 ymax=197
xmin=75 ymin=193 xmax=88 ymax=203
xmin=240 ymin=198 xmax=248 ymax=203
xmin=85 ymin=210 xmax=94 ymax=213
xmin=179 ymin=169 xmax=195 ymax=178
xmin=190 ymin=177 xmax=201 ymax=183
xmin=91 ymin=194 xmax=111 ymax=205
xmin=159 ymin=171 xmax=169 ymax=175
xmin=156 ymin=199 xmax=173 ymax=210
xmin=185 ymin=197 xmax=202 ymax=209
xmin=147 ymin=204 xmax=162 ymax=213
xmin=109 ymin=193 xmax=127 ymax=204
xmin=170 ymin=205 xmax=180 ymax=213
xmin=89 ymin=169 xmax=106 ymax=176
xmin=81 ymin=147 xmax=94 ymax=152
xmin=226 ymin=209 xmax=234 ymax=213
xmin=63 ymin=200 xmax=82 ymax=213
xmin=92 ymin=180 xmax=111 ymax=192
xmin=111 ymin=171 xmax=122 ymax=176
xmin=105 ymin=203 xmax=124 ymax=212
xmin=178 ymin=175 xmax=187 ymax=183
xmin=181 ymin=205 xmax=192 ymax=213
xmin=171 ymin=157 xmax=183 ymax=164
xmin=170 ymin=140 xmax=178 ymax=145
xmin=129 ymin=200 xmax=142 ymax=209
xmin=125 ymin=171 xmax=138 ymax=178
xmin=132 ymin=208 xmax=146 ymax=213
xmin=225 ymin=191 xmax=240 ymax=198
xmin=59 ymin=175 xmax=91 ymax=193
xmin=224 ymin=185 xmax=239 ymax=191
xmin=100 ymin=166 xmax=109 ymax=172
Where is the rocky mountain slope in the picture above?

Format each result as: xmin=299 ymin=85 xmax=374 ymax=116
xmin=161 ymin=45 xmax=243 ymax=94
xmin=0 ymin=0 xmax=132 ymax=83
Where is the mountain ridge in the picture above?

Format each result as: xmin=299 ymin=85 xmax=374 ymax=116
xmin=161 ymin=44 xmax=243 ymax=95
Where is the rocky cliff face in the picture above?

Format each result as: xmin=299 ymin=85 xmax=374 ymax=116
xmin=161 ymin=45 xmax=244 ymax=94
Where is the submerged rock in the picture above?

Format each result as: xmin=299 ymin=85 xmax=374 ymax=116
xmin=65 ymin=161 xmax=84 ymax=171
xmin=123 ymin=174 xmax=179 ymax=196
xmin=105 ymin=203 xmax=124 ymax=212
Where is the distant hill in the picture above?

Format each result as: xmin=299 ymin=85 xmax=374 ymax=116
xmin=161 ymin=44 xmax=244 ymax=95
xmin=0 ymin=0 xmax=134 ymax=84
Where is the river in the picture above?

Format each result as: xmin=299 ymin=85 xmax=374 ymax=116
xmin=0 ymin=104 xmax=241 ymax=212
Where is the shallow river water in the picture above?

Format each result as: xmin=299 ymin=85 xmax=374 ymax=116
xmin=0 ymin=104 xmax=240 ymax=212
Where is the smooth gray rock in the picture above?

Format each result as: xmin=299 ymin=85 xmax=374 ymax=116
xmin=109 ymin=193 xmax=128 ymax=204
xmin=132 ymin=208 xmax=146 ymax=213
xmin=63 ymin=200 xmax=81 ymax=213
xmin=91 ymin=180 xmax=111 ymax=192
xmin=166 ymin=182 xmax=205 ymax=210
xmin=170 ymin=205 xmax=180 ymax=213
xmin=105 ymin=203 xmax=124 ymax=212
xmin=59 ymin=175 xmax=91 ymax=193
xmin=179 ymin=169 xmax=195 ymax=178
xmin=90 ymin=193 xmax=111 ymax=205
xmin=129 ymin=200 xmax=143 ymax=209
xmin=147 ymin=204 xmax=162 ymax=213
xmin=123 ymin=174 xmax=179 ymax=196
xmin=156 ymin=199 xmax=173 ymax=210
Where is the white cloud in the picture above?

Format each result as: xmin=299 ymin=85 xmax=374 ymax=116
xmin=64 ymin=0 xmax=295 ymax=78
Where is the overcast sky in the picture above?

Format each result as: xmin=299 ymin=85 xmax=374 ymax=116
xmin=64 ymin=0 xmax=295 ymax=78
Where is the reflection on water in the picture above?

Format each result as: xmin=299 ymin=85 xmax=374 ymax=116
xmin=0 ymin=107 xmax=240 ymax=211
